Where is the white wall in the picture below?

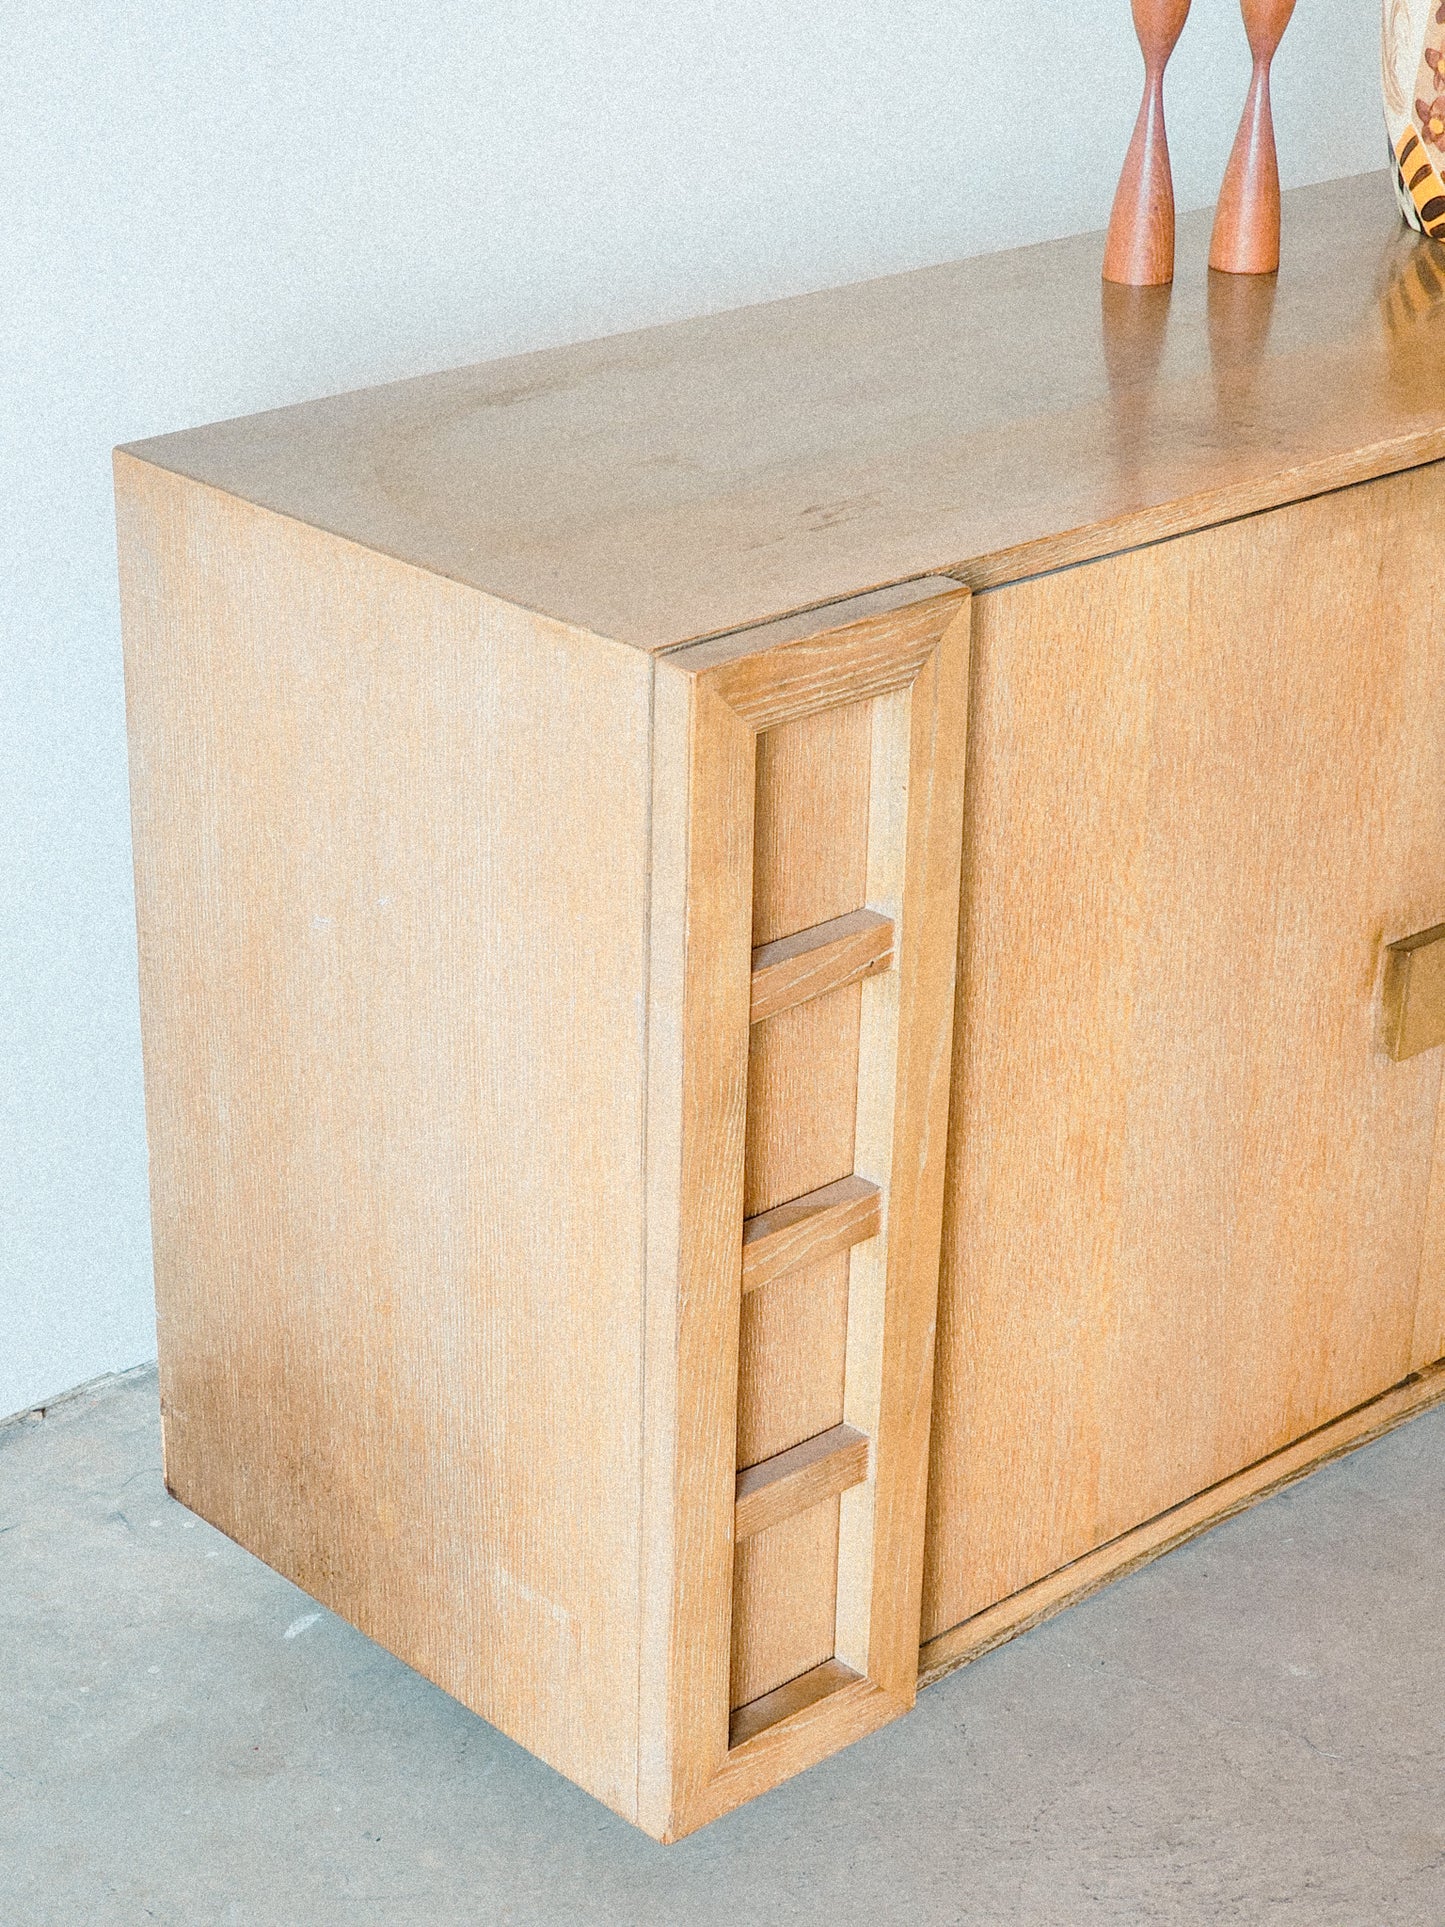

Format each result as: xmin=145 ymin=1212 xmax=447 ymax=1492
xmin=1 ymin=0 xmax=1382 ymax=1420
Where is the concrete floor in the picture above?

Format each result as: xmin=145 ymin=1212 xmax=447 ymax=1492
xmin=2 ymin=1373 xmax=1444 ymax=1927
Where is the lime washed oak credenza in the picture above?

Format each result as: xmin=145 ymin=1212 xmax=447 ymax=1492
xmin=116 ymin=171 xmax=1445 ymax=1839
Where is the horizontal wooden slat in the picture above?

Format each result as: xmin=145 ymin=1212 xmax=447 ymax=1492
xmin=741 ymin=1175 xmax=882 ymax=1295
xmin=735 ymin=1423 xmax=870 ymax=1542
xmin=750 ymin=908 xmax=894 ymax=1024
xmin=728 ymin=1658 xmax=864 ymax=1750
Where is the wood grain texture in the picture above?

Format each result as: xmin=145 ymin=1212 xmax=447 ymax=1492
xmin=750 ymin=700 xmax=872 ymax=943
xmin=728 ymin=1658 xmax=863 ymax=1750
xmin=116 ymin=453 xmax=654 ymax=1822
xmin=118 ymin=175 xmax=1445 ymax=649
xmin=648 ymin=589 xmax=968 ymax=1836
xmin=692 ymin=596 xmax=958 ymax=728
xmin=923 ymin=466 xmax=1445 ymax=1644
xmin=1384 ymin=921 xmax=1445 ymax=1059
xmin=920 ymin=1356 xmax=1445 ymax=1687
xmin=1413 ymin=1111 xmax=1445 ymax=1372
xmin=743 ymin=987 xmax=862 ymax=1219
xmin=729 ymin=1503 xmax=842 ymax=1708
xmin=732 ymin=696 xmax=874 ymax=1705
xmin=734 ymin=1425 xmax=871 ymax=1541
xmin=118 ymin=174 xmax=1445 ymax=1847
xmin=735 ymin=1257 xmax=850 ymax=1465
xmin=750 ymin=909 xmax=894 ymax=1024
xmin=726 ymin=595 xmax=971 ymax=1733
xmin=689 ymin=1675 xmax=902 ymax=1835
xmin=838 ymin=611 xmax=972 ymax=1695
xmin=710 ymin=578 xmax=968 ymax=656
xmin=741 ymin=1176 xmax=882 ymax=1295
xmin=834 ymin=689 xmax=913 ymax=1675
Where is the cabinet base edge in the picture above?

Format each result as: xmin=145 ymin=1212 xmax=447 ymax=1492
xmin=918 ymin=1357 xmax=1445 ymax=1689
xmin=668 ymin=1675 xmax=906 ymax=1840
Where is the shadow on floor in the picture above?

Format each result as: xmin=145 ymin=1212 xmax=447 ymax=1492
xmin=2 ymin=1368 xmax=1443 ymax=1926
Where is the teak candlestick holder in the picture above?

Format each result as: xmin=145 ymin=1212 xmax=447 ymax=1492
xmin=1103 ymin=0 xmax=1194 ymax=286
xmin=1209 ymin=0 xmax=1299 ymax=274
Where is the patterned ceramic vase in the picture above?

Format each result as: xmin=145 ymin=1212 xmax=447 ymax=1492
xmin=1383 ymin=0 xmax=1445 ymax=234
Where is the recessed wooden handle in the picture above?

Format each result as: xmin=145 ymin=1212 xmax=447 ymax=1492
xmin=1384 ymin=922 xmax=1445 ymax=1060
xmin=750 ymin=908 xmax=894 ymax=1024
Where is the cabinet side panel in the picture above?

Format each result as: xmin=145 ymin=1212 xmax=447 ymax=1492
xmin=924 ymin=467 xmax=1445 ymax=1641
xmin=116 ymin=455 xmax=651 ymax=1819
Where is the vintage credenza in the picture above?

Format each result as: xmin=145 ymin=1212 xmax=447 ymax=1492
xmin=117 ymin=172 xmax=1445 ymax=1839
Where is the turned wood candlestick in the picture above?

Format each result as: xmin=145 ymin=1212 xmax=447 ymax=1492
xmin=1209 ymin=0 xmax=1298 ymax=275
xmin=1103 ymin=0 xmax=1194 ymax=286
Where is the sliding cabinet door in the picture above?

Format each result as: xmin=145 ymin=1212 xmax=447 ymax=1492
xmin=924 ymin=463 xmax=1445 ymax=1642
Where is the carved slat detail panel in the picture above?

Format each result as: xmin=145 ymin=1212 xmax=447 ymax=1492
xmin=730 ymin=695 xmax=873 ymax=1701
xmin=646 ymin=583 xmax=969 ymax=1837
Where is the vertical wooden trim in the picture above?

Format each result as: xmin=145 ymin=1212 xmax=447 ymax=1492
xmin=637 ymin=660 xmax=687 ymax=1837
xmin=865 ymin=607 xmax=972 ymax=1699
xmin=835 ymin=685 xmax=911 ymax=1671
xmin=639 ymin=664 xmax=756 ymax=1839
xmin=836 ymin=611 xmax=973 ymax=1696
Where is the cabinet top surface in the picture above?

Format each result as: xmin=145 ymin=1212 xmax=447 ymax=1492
xmin=122 ymin=171 xmax=1445 ymax=652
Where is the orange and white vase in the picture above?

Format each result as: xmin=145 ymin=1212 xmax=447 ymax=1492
xmin=1384 ymin=0 xmax=1445 ymax=235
